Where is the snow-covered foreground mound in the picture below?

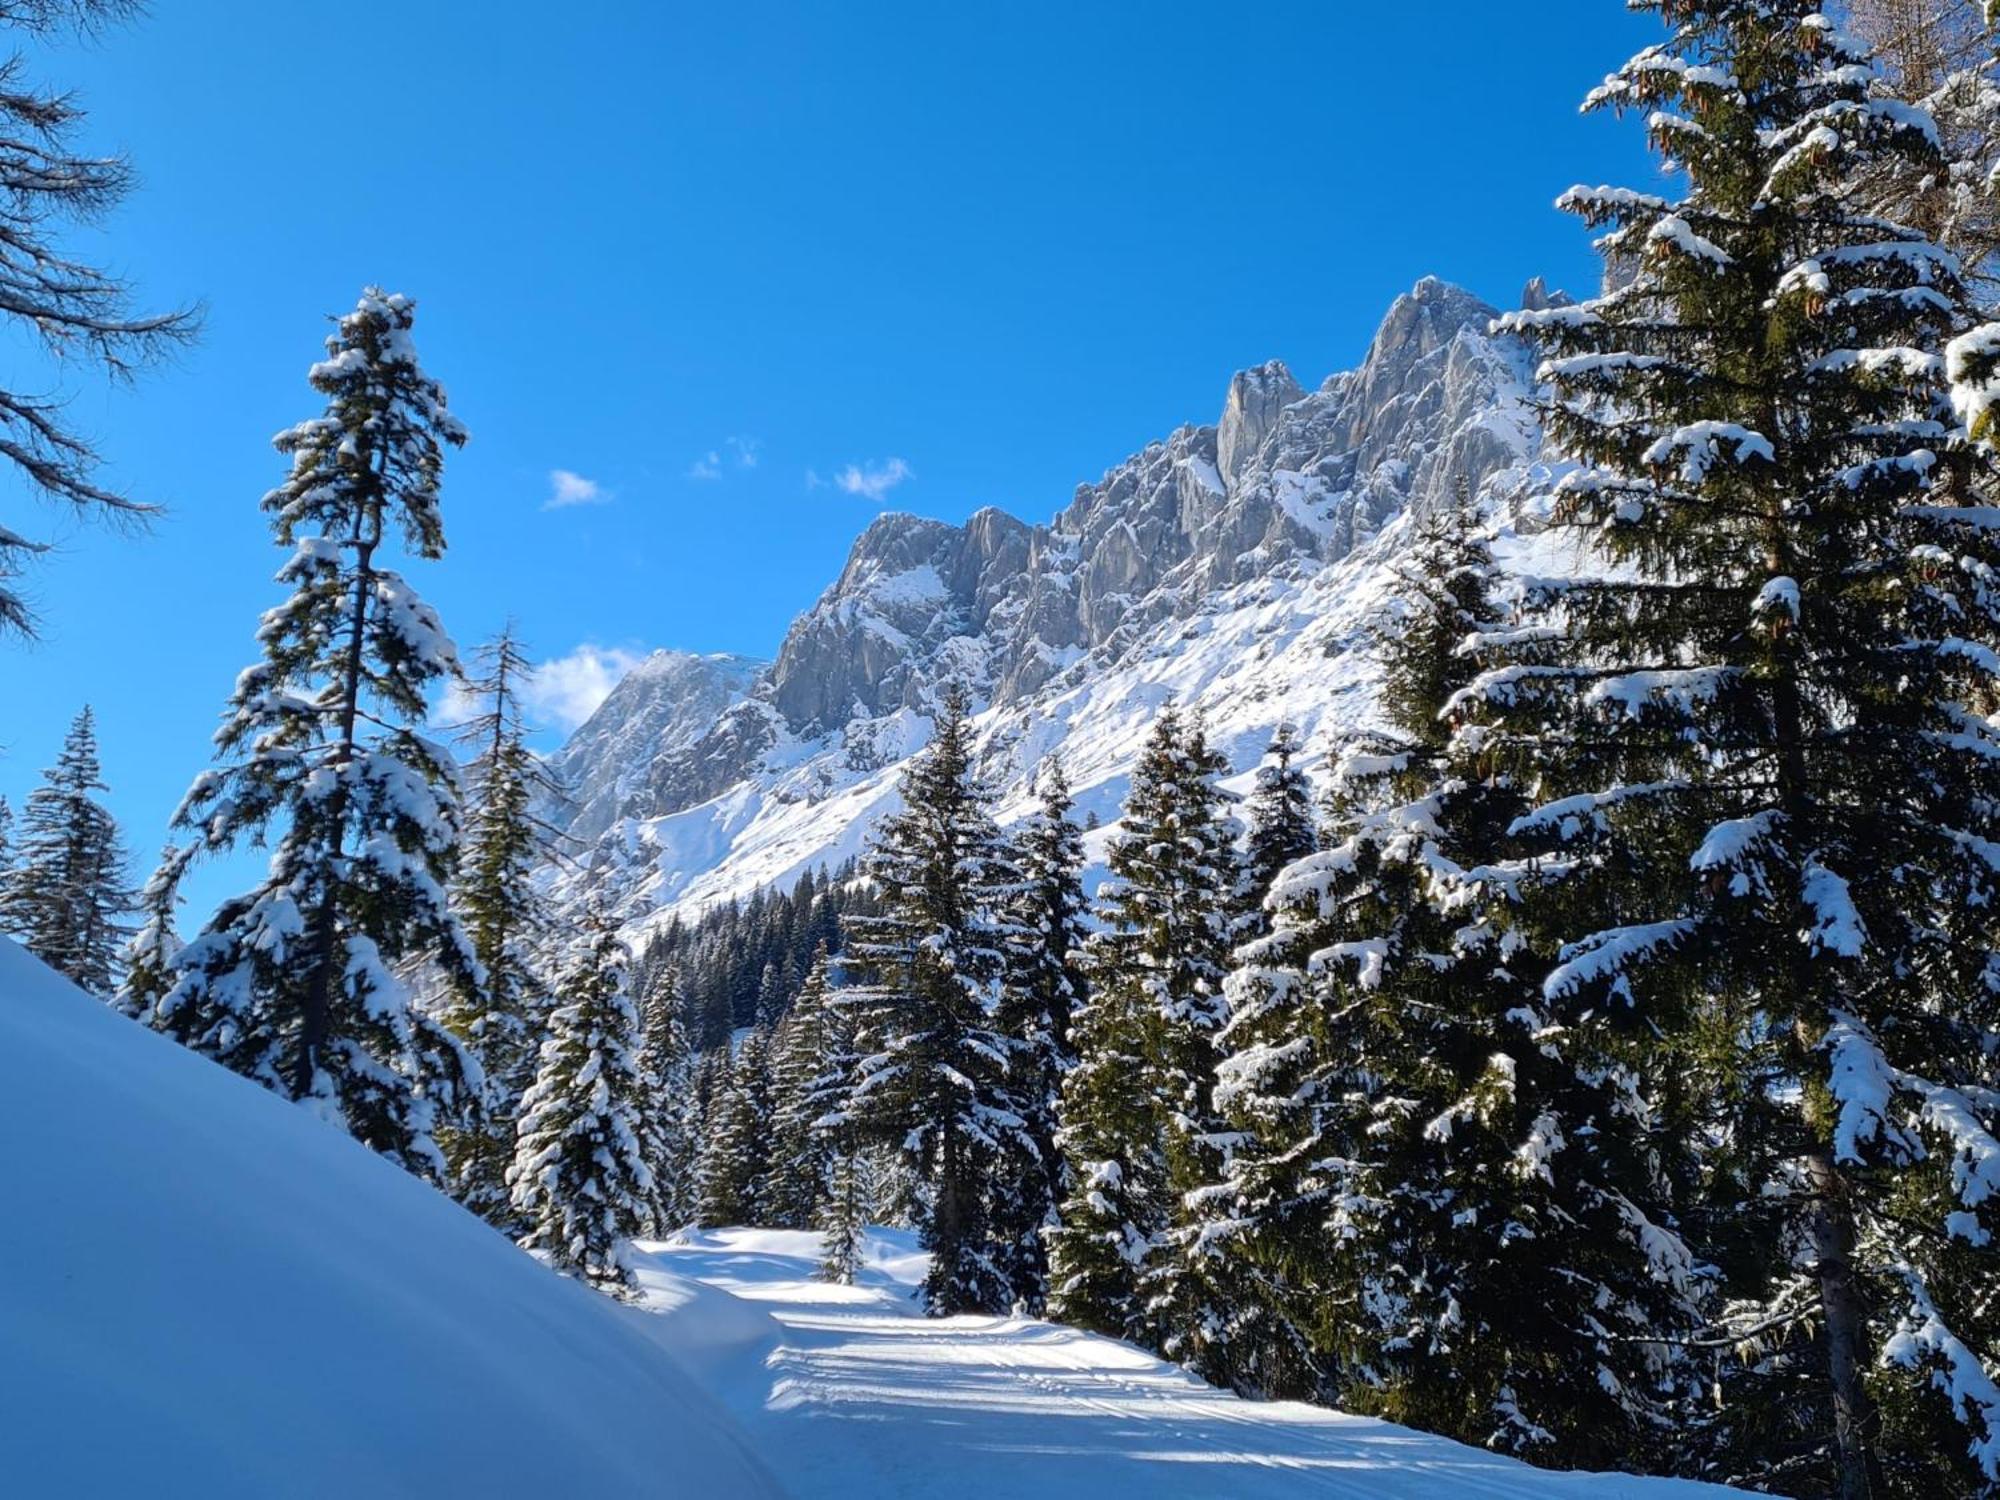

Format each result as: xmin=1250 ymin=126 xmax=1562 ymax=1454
xmin=0 ymin=941 xmax=779 ymax=1498
xmin=642 ymin=1227 xmax=1738 ymax=1499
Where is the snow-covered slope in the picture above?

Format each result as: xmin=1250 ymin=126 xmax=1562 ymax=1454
xmin=0 ymin=940 xmax=779 ymax=1499
xmin=552 ymin=275 xmax=1564 ymax=930
xmin=640 ymin=1226 xmax=1737 ymax=1498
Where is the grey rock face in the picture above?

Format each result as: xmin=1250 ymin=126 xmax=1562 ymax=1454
xmin=555 ymin=276 xmax=1542 ymax=844
xmin=548 ymin=650 xmax=765 ymax=841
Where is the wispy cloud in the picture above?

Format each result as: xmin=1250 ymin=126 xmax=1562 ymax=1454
xmin=833 ymin=456 xmax=913 ymax=503
xmin=544 ymin=468 xmax=609 ymax=510
xmin=692 ymin=436 xmax=761 ymax=481
xmin=519 ymin=643 xmax=648 ymax=731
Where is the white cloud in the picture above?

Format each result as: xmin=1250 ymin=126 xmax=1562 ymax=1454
xmin=688 ymin=450 xmax=723 ymax=481
xmin=834 ymin=456 xmax=913 ymax=503
xmin=521 ymin=644 xmax=648 ymax=731
xmin=544 ymin=468 xmax=609 ymax=510
xmin=728 ymin=436 xmax=761 ymax=469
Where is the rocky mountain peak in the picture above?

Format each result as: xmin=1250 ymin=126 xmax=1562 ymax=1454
xmin=549 ymin=274 xmax=1550 ymax=919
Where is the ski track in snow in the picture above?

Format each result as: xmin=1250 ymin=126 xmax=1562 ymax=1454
xmin=637 ymin=1227 xmax=1736 ymax=1499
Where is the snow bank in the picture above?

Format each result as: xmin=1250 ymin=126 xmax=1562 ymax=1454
xmin=0 ymin=940 xmax=778 ymax=1499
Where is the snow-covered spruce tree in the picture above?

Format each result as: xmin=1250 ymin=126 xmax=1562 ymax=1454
xmin=155 ymin=289 xmax=479 ymax=1183
xmin=696 ymin=1025 xmax=773 ymax=1228
xmin=638 ymin=961 xmax=699 ymax=1235
xmin=992 ymin=757 xmax=1091 ymax=1312
xmin=766 ymin=943 xmax=839 ymax=1229
xmin=0 ymin=1 xmax=195 ymax=640
xmin=1057 ymin=704 xmax=1241 ymax=1372
xmin=1045 ymin=940 xmax=1160 ymax=1342
xmin=1239 ymin=721 xmax=1317 ymax=925
xmin=842 ymin=685 xmax=1037 ymax=1315
xmin=5 ymin=705 xmax=132 ymax=993
xmin=1221 ymin=502 xmax=1708 ymax=1450
xmin=113 ymin=844 xmax=192 ymax=1022
xmin=437 ymin=624 xmax=560 ymax=1223
xmin=508 ymin=915 xmax=651 ymax=1297
xmin=1492 ymin=9 xmax=2000 ymax=1491
xmin=812 ymin=969 xmax=870 ymax=1283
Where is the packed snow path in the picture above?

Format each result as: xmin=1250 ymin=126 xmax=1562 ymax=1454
xmin=638 ymin=1228 xmax=1734 ymax=1499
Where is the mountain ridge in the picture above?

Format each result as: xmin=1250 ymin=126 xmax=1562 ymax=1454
xmin=550 ymin=274 xmax=1557 ymax=929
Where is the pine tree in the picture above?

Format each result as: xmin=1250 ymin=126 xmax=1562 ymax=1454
xmin=766 ymin=944 xmax=839 ymax=1229
xmin=1045 ymin=950 xmax=1160 ymax=1342
xmin=154 ymin=289 xmax=479 ymax=1184
xmin=0 ymin=1 xmax=196 ymax=640
xmin=1047 ymin=705 xmax=1242 ymax=1369
xmin=1491 ymin=9 xmax=2000 ymax=1490
xmin=696 ymin=1026 xmax=773 ymax=1227
xmin=508 ymin=916 xmax=651 ymax=1297
xmin=842 ymin=686 xmax=1037 ymax=1315
xmin=993 ymin=757 xmax=1090 ymax=1312
xmin=813 ymin=974 xmax=869 ymax=1283
xmin=638 ymin=961 xmax=699 ymax=1234
xmin=438 ymin=624 xmax=559 ymax=1222
xmin=1217 ymin=502 xmax=1709 ymax=1447
xmin=1239 ymin=721 xmax=1316 ymax=924
xmin=114 ymin=844 xmax=192 ymax=1021
xmin=4 ymin=705 xmax=132 ymax=993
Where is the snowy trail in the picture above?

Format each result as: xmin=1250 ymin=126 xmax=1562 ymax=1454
xmin=637 ymin=1228 xmax=1735 ymax=1500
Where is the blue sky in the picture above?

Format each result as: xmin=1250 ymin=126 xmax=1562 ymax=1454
xmin=2 ymin=0 xmax=1663 ymax=909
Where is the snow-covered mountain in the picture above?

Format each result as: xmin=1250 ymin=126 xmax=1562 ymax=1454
xmin=550 ymin=649 xmax=765 ymax=841
xmin=553 ymin=275 xmax=1565 ymax=930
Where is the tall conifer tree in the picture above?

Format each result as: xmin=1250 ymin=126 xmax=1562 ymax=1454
xmin=993 ymin=759 xmax=1090 ymax=1311
xmin=155 ymin=289 xmax=479 ymax=1183
xmin=439 ymin=624 xmax=558 ymax=1221
xmin=509 ymin=916 xmax=651 ymax=1297
xmin=843 ymin=686 xmax=1037 ymax=1315
xmin=697 ymin=1026 xmax=774 ymax=1227
xmin=5 ymin=705 xmax=132 ymax=993
xmin=1492 ymin=9 xmax=2000 ymax=1490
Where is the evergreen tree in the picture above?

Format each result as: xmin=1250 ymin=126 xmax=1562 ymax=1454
xmin=1492 ymin=9 xmax=2000 ymax=1491
xmin=508 ymin=916 xmax=651 ymax=1297
xmin=638 ymin=961 xmax=699 ymax=1234
xmin=0 ymin=1 xmax=196 ymax=640
xmin=1239 ymin=721 xmax=1316 ymax=924
xmin=114 ymin=844 xmax=191 ymax=1022
xmin=438 ymin=624 xmax=559 ymax=1222
xmin=813 ymin=974 xmax=869 ymax=1283
xmin=842 ymin=686 xmax=1037 ymax=1315
xmin=5 ymin=705 xmax=132 ymax=993
xmin=154 ymin=289 xmax=479 ymax=1183
xmin=766 ymin=944 xmax=839 ymax=1229
xmin=1217 ymin=503 xmax=1708 ymax=1447
xmin=1048 ymin=705 xmax=1241 ymax=1370
xmin=1045 ymin=948 xmax=1159 ymax=1342
xmin=993 ymin=757 xmax=1090 ymax=1311
xmin=818 ymin=1146 xmax=868 ymax=1285
xmin=696 ymin=1026 xmax=773 ymax=1227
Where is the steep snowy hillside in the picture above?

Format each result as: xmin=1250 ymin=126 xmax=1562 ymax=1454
xmin=640 ymin=1227 xmax=1738 ymax=1498
xmin=0 ymin=940 xmax=779 ymax=1498
xmin=553 ymin=275 xmax=1562 ymax=928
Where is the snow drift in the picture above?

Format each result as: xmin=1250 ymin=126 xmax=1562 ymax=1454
xmin=0 ymin=939 xmax=779 ymax=1498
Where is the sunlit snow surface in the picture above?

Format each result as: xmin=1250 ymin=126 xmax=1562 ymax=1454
xmin=0 ymin=941 xmax=780 ymax=1499
xmin=638 ymin=1226 xmax=1739 ymax=1498
xmin=1 ymin=939 xmax=1736 ymax=1497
